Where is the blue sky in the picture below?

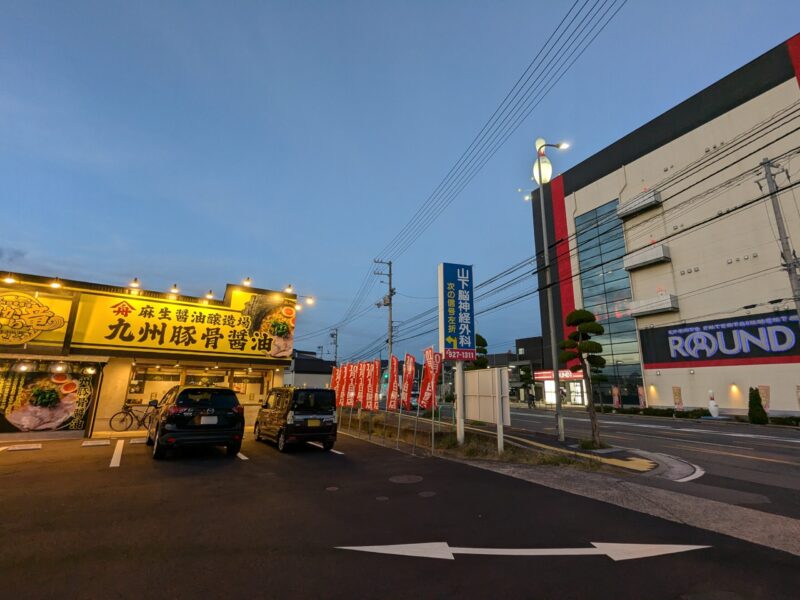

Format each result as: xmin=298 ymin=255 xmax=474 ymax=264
xmin=2 ymin=1 xmax=799 ymax=360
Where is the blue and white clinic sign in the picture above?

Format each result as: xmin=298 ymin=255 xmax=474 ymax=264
xmin=438 ymin=263 xmax=476 ymax=361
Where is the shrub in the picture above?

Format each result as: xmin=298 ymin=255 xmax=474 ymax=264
xmin=748 ymin=387 xmax=769 ymax=425
xmin=642 ymin=407 xmax=674 ymax=417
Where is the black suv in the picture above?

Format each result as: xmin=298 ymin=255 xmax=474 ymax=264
xmin=146 ymin=386 xmax=245 ymax=459
xmin=254 ymin=387 xmax=337 ymax=452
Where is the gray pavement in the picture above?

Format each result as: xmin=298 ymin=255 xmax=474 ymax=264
xmin=2 ymin=433 xmax=800 ymax=599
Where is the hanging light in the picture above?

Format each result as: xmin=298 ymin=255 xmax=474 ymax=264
xmin=13 ymin=361 xmax=33 ymax=373
xmin=50 ymin=278 xmax=62 ymax=289
xmin=213 ymin=363 xmax=219 ymax=370
xmin=49 ymin=362 xmax=68 ymax=374
xmin=532 ymin=155 xmax=553 ymax=185
xmin=242 ymin=277 xmax=252 ymax=287
xmin=83 ymin=366 xmax=97 ymax=375
xmin=129 ymin=277 xmax=140 ymax=289
xmin=170 ymin=284 xmax=179 ymax=294
xmin=285 ymin=284 xmax=293 ymax=293
xmin=305 ymin=296 xmax=315 ymax=305
xmin=205 ymin=290 xmax=214 ymax=299
xmin=3 ymin=274 xmax=16 ymax=284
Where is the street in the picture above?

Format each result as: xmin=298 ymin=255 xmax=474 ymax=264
xmin=502 ymin=407 xmax=800 ymax=519
xmin=2 ymin=433 xmax=799 ymax=599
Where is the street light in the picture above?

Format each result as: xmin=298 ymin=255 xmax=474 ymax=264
xmin=529 ymin=137 xmax=569 ymax=442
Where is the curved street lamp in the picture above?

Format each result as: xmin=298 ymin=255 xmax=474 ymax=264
xmin=529 ymin=137 xmax=569 ymax=442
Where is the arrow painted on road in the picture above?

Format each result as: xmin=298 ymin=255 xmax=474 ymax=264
xmin=337 ymin=541 xmax=710 ymax=561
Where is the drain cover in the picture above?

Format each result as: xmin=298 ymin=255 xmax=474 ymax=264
xmin=389 ymin=475 xmax=423 ymax=484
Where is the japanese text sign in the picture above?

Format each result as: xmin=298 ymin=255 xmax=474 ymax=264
xmin=438 ymin=263 xmax=476 ymax=361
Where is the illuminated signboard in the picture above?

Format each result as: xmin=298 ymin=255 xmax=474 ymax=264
xmin=640 ymin=310 xmax=800 ymax=366
xmin=0 ymin=281 xmax=297 ymax=364
xmin=438 ymin=263 xmax=476 ymax=361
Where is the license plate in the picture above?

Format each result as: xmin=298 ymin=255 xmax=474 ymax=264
xmin=200 ymin=416 xmax=218 ymax=425
xmin=306 ymin=419 xmax=321 ymax=427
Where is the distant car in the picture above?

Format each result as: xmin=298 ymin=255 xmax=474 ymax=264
xmin=146 ymin=386 xmax=245 ymax=459
xmin=254 ymin=387 xmax=337 ymax=452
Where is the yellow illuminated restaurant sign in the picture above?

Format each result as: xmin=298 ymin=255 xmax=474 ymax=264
xmin=0 ymin=282 xmax=296 ymax=363
xmin=0 ymin=290 xmax=72 ymax=350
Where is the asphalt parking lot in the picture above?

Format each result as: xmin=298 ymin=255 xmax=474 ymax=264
xmin=2 ymin=433 xmax=799 ymax=599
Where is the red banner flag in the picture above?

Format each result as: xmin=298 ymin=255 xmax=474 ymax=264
xmin=364 ymin=361 xmax=375 ymax=411
xmin=356 ymin=362 xmax=368 ymax=409
xmin=399 ymin=353 xmax=416 ymax=411
xmin=418 ymin=347 xmax=442 ymax=410
xmin=387 ymin=355 xmax=400 ymax=411
xmin=330 ymin=366 xmax=338 ymax=390
xmin=371 ymin=359 xmax=381 ymax=411
xmin=346 ymin=363 xmax=358 ymax=407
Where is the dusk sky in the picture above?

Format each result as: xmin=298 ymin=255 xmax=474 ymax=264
xmin=2 ymin=1 xmax=800 ymax=361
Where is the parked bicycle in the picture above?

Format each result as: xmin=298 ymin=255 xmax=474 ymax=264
xmin=109 ymin=400 xmax=160 ymax=432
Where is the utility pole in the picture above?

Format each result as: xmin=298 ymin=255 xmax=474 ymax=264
xmin=330 ymin=329 xmax=339 ymax=365
xmin=374 ymin=260 xmax=395 ymax=360
xmin=317 ymin=345 xmax=324 ymax=359
xmin=762 ymin=158 xmax=800 ymax=320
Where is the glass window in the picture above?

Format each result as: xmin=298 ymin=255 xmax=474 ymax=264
xmin=176 ymin=388 xmax=239 ymax=409
xmin=292 ymin=390 xmax=335 ymax=412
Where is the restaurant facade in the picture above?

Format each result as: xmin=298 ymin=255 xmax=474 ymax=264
xmin=0 ymin=274 xmax=297 ymax=438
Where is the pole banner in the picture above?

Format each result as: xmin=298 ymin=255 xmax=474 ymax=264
xmin=330 ymin=366 xmax=338 ymax=391
xmin=347 ymin=363 xmax=358 ymax=407
xmin=338 ymin=364 xmax=349 ymax=407
xmin=371 ymin=359 xmax=382 ymax=410
xmin=364 ymin=361 xmax=375 ymax=411
xmin=419 ymin=347 xmax=443 ymax=410
xmin=387 ymin=355 xmax=400 ymax=410
xmin=356 ymin=362 xmax=368 ymax=409
xmin=400 ymin=353 xmax=416 ymax=411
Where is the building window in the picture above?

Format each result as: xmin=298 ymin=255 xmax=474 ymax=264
xmin=575 ymin=199 xmax=642 ymax=406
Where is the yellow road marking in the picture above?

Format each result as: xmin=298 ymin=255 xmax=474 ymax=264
xmin=666 ymin=444 xmax=800 ymax=466
xmin=476 ymin=428 xmax=656 ymax=472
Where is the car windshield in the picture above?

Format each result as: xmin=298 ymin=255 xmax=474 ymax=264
xmin=292 ymin=390 xmax=335 ymax=412
xmin=176 ymin=388 xmax=239 ymax=409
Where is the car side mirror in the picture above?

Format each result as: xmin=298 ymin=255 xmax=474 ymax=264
xmin=148 ymin=400 xmax=159 ymax=408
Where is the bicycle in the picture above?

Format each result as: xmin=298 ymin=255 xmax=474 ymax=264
xmin=109 ymin=401 xmax=160 ymax=432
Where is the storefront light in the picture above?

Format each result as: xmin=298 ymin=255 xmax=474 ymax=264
xmin=3 ymin=274 xmax=16 ymax=284
xmin=295 ymin=303 xmax=303 ymax=311
xmin=50 ymin=278 xmax=62 ymax=289
xmin=305 ymin=296 xmax=315 ymax=305
xmin=205 ymin=290 xmax=214 ymax=299
xmin=242 ymin=277 xmax=252 ymax=287
xmin=83 ymin=366 xmax=97 ymax=375
xmin=49 ymin=362 xmax=68 ymax=374
xmin=170 ymin=284 xmax=180 ymax=294
xmin=13 ymin=361 xmax=34 ymax=373
xmin=129 ymin=277 xmax=140 ymax=289
xmin=285 ymin=284 xmax=293 ymax=293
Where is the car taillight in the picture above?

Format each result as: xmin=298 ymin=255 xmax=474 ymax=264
xmin=232 ymin=405 xmax=244 ymax=415
xmin=286 ymin=410 xmax=295 ymax=425
xmin=167 ymin=406 xmax=188 ymax=415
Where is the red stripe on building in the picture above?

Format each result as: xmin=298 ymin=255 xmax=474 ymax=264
xmin=787 ymin=33 xmax=800 ymax=87
xmin=644 ymin=355 xmax=800 ymax=370
xmin=549 ymin=175 xmax=576 ymax=331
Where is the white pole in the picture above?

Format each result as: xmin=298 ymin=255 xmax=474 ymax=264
xmin=455 ymin=361 xmax=465 ymax=445
xmin=495 ymin=368 xmax=504 ymax=454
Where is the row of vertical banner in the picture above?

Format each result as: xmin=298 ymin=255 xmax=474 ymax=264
xmin=330 ymin=347 xmax=443 ymax=411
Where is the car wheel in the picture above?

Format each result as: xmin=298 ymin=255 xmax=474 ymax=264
xmin=322 ymin=441 xmax=334 ymax=452
xmin=254 ymin=423 xmax=262 ymax=442
xmin=227 ymin=442 xmax=242 ymax=457
xmin=145 ymin=432 xmax=154 ymax=447
xmin=277 ymin=430 xmax=288 ymax=453
xmin=152 ymin=428 xmax=167 ymax=460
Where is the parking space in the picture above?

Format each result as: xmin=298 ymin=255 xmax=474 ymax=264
xmin=2 ymin=433 xmax=799 ymax=599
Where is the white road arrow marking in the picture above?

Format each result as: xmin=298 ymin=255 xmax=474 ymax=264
xmin=336 ymin=541 xmax=710 ymax=561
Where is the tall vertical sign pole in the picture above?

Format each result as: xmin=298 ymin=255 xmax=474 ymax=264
xmin=536 ymin=155 xmax=565 ymax=442
xmin=763 ymin=159 xmax=800 ymax=321
xmin=439 ymin=263 xmax=476 ymax=447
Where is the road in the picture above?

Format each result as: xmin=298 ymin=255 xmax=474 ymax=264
xmin=1 ymin=433 xmax=799 ymax=599
xmin=501 ymin=407 xmax=800 ymax=518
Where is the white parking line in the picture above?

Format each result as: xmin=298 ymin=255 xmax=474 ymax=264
xmin=7 ymin=444 xmax=42 ymax=451
xmin=129 ymin=438 xmax=147 ymax=445
xmin=308 ymin=441 xmax=345 ymax=455
xmin=82 ymin=440 xmax=111 ymax=447
xmin=237 ymin=452 xmax=249 ymax=461
xmin=109 ymin=440 xmax=124 ymax=468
